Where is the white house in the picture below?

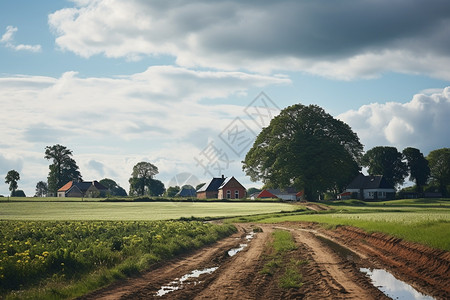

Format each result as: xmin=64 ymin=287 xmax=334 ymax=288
xmin=344 ymin=173 xmax=395 ymax=200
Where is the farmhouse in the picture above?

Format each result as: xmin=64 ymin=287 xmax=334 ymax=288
xmin=57 ymin=180 xmax=108 ymax=198
xmin=343 ymin=173 xmax=395 ymax=200
xmin=196 ymin=175 xmax=246 ymax=199
xmin=218 ymin=176 xmax=246 ymax=199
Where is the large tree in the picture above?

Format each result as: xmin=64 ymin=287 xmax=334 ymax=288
xmin=129 ymin=162 xmax=164 ymax=196
xmin=45 ymin=144 xmax=82 ymax=195
xmin=402 ymin=147 xmax=430 ymax=193
xmin=361 ymin=146 xmax=408 ymax=188
xmin=427 ymin=148 xmax=450 ymax=197
xmin=243 ymin=104 xmax=363 ymax=201
xmin=35 ymin=181 xmax=48 ymax=197
xmin=99 ymin=178 xmax=127 ymax=196
xmin=5 ymin=170 xmax=20 ymax=196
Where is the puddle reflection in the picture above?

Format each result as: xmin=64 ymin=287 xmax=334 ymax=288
xmin=360 ymin=268 xmax=435 ymax=300
xmin=156 ymin=267 xmax=218 ymax=297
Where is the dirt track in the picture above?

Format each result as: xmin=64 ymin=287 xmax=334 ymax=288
xmin=79 ymin=222 xmax=449 ymax=300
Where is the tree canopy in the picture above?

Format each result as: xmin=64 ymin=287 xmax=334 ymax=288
xmin=5 ymin=170 xmax=20 ymax=196
xmin=128 ymin=162 xmax=165 ymax=196
xmin=99 ymin=178 xmax=127 ymax=197
xmin=45 ymin=144 xmax=82 ymax=195
xmin=35 ymin=181 xmax=48 ymax=197
xmin=427 ymin=148 xmax=450 ymax=197
xmin=361 ymin=146 xmax=408 ymax=188
xmin=402 ymin=147 xmax=430 ymax=193
xmin=242 ymin=104 xmax=363 ymax=201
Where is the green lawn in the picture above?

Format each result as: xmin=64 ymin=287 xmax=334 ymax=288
xmin=0 ymin=201 xmax=297 ymax=220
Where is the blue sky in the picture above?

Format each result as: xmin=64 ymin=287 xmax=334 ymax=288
xmin=1 ymin=0 xmax=449 ymax=196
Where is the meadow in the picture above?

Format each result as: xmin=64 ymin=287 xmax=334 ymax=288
xmin=0 ymin=201 xmax=298 ymax=220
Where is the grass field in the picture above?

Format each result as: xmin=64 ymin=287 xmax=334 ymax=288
xmin=0 ymin=201 xmax=298 ymax=220
xmin=234 ymin=199 xmax=450 ymax=251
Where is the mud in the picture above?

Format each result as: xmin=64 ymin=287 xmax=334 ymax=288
xmin=78 ymin=222 xmax=449 ymax=300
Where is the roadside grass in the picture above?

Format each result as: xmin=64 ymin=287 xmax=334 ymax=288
xmin=261 ymin=230 xmax=306 ymax=289
xmin=0 ymin=202 xmax=298 ymax=221
xmin=0 ymin=220 xmax=236 ymax=299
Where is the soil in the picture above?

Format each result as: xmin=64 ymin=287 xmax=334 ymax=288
xmin=78 ymin=222 xmax=449 ymax=300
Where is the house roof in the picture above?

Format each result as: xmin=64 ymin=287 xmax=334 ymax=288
xmin=58 ymin=181 xmax=74 ymax=192
xmin=59 ymin=180 xmax=107 ymax=193
xmin=218 ymin=176 xmax=245 ymax=190
xmin=257 ymin=189 xmax=278 ymax=198
xmin=197 ymin=177 xmax=226 ymax=192
xmin=346 ymin=173 xmax=394 ymax=189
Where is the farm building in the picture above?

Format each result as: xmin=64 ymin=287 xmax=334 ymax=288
xmin=251 ymin=188 xmax=304 ymax=201
xmin=197 ymin=175 xmax=246 ymax=199
xmin=344 ymin=173 xmax=395 ymax=200
xmin=57 ymin=180 xmax=108 ymax=198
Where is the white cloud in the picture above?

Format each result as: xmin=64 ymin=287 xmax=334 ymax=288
xmin=338 ymin=87 xmax=450 ymax=155
xmin=48 ymin=0 xmax=450 ymax=80
xmin=1 ymin=26 xmax=42 ymax=52
xmin=0 ymin=66 xmax=289 ymax=195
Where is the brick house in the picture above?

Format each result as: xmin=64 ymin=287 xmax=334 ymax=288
xmin=196 ymin=176 xmax=246 ymax=199
xmin=196 ymin=176 xmax=226 ymax=199
xmin=218 ymin=176 xmax=246 ymax=199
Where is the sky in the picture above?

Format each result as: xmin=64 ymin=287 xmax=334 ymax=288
xmin=1 ymin=0 xmax=449 ymax=196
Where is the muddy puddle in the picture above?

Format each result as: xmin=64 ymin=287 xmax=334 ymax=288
xmin=316 ymin=234 xmax=435 ymax=299
xmin=228 ymin=231 xmax=255 ymax=257
xmin=156 ymin=231 xmax=256 ymax=297
xmin=156 ymin=267 xmax=218 ymax=297
xmin=360 ymin=268 xmax=435 ymax=300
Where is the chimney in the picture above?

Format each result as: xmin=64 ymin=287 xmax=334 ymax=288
xmin=222 ymin=174 xmax=225 ymax=179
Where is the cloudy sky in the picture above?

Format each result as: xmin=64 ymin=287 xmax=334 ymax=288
xmin=1 ymin=0 xmax=449 ymax=196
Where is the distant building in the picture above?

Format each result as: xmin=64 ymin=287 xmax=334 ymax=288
xmin=344 ymin=173 xmax=395 ymax=200
xmin=196 ymin=175 xmax=246 ymax=199
xmin=57 ymin=180 xmax=108 ymax=198
xmin=250 ymin=188 xmax=303 ymax=201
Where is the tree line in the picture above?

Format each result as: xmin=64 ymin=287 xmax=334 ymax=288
xmin=242 ymin=103 xmax=450 ymax=201
xmin=3 ymin=145 xmax=167 ymax=197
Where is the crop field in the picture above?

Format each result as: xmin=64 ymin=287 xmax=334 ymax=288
xmin=0 ymin=202 xmax=298 ymax=221
xmin=0 ymin=220 xmax=236 ymax=299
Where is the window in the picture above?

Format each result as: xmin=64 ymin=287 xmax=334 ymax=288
xmin=368 ymin=192 xmax=375 ymax=198
xmin=226 ymin=190 xmax=231 ymax=199
xmin=235 ymin=190 xmax=239 ymax=199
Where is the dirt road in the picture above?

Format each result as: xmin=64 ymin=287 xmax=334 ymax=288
xmin=79 ymin=222 xmax=449 ymax=300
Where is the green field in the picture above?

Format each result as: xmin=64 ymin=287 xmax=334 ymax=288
xmin=0 ymin=201 xmax=298 ymax=220
xmin=233 ymin=199 xmax=450 ymax=251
